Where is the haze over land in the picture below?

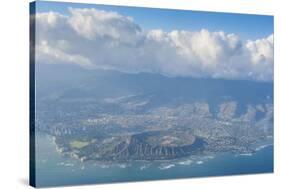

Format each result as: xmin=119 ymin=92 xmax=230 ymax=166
xmin=35 ymin=63 xmax=273 ymax=162
xmin=33 ymin=4 xmax=273 ymax=166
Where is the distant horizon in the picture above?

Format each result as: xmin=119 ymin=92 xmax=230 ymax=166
xmin=37 ymin=62 xmax=274 ymax=84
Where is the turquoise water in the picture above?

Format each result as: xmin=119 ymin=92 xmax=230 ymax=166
xmin=35 ymin=134 xmax=273 ymax=187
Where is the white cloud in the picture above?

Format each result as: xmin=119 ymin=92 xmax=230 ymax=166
xmin=35 ymin=8 xmax=274 ymax=81
xmin=67 ymin=8 xmax=142 ymax=44
xmin=37 ymin=40 xmax=92 ymax=66
xmin=245 ymin=34 xmax=274 ymax=80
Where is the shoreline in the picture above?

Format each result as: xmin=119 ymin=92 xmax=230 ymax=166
xmin=39 ymin=133 xmax=273 ymax=167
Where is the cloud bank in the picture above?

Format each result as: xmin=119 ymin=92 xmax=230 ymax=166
xmin=34 ymin=8 xmax=274 ymax=81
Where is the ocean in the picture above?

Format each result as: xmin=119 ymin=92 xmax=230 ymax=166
xmin=34 ymin=134 xmax=273 ymax=187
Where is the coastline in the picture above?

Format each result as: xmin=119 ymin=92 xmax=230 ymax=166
xmin=35 ymin=133 xmax=273 ymax=187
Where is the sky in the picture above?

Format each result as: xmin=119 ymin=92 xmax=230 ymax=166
xmin=35 ymin=1 xmax=273 ymax=41
xmin=33 ymin=1 xmax=274 ymax=81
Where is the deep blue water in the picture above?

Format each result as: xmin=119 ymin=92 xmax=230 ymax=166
xmin=35 ymin=134 xmax=273 ymax=187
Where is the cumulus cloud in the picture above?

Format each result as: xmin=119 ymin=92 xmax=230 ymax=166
xmin=34 ymin=8 xmax=274 ymax=81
